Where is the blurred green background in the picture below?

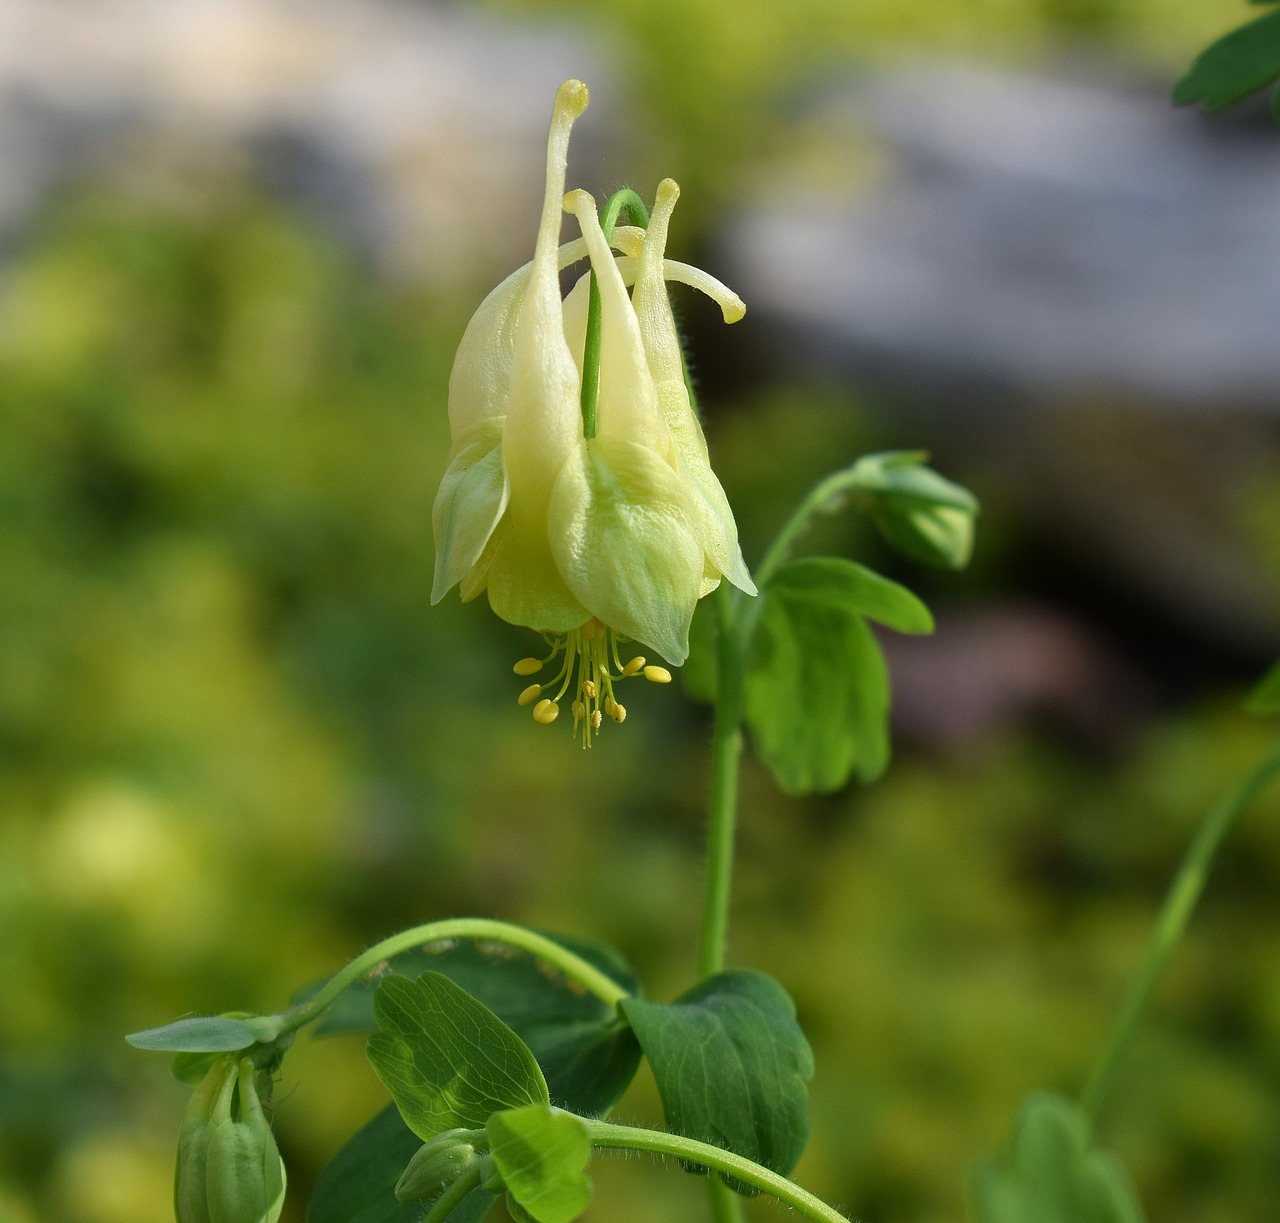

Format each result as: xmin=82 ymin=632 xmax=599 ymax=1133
xmin=2 ymin=2 xmax=1279 ymax=1223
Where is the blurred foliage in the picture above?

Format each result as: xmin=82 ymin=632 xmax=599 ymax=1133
xmin=3 ymin=0 xmax=1280 ymax=1215
xmin=485 ymin=0 xmax=1260 ymax=216
xmin=1 ymin=179 xmax=1279 ymax=1223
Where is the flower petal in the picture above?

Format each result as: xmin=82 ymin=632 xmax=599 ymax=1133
xmin=566 ymin=190 xmax=674 ymax=463
xmin=431 ymin=417 xmax=509 ymax=603
xmin=632 ymin=179 xmax=756 ymax=595
xmin=549 ymin=434 xmax=705 ymax=664
xmin=486 ymin=81 xmax=594 ymax=632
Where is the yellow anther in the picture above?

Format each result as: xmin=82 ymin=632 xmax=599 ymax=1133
xmin=517 ymin=683 xmax=543 ymax=707
xmin=622 ymin=656 xmax=646 ymax=677
xmin=610 ymin=703 xmax=627 ymax=723
xmin=572 ymin=700 xmax=586 ymax=721
xmin=583 ymin=679 xmax=598 ymax=700
xmin=643 ymin=665 xmax=672 ymax=684
xmin=590 ymin=710 xmax=603 ymax=731
xmin=603 ymin=696 xmax=617 ymax=716
xmin=582 ymin=619 xmax=602 ymax=641
xmin=533 ymin=698 xmax=560 ymax=725
xmin=513 ymin=657 xmax=544 ymax=676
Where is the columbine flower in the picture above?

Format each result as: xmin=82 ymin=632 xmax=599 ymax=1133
xmin=431 ymin=79 xmax=754 ymax=742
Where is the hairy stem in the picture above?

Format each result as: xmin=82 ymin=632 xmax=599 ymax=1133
xmin=587 ymin=1120 xmax=849 ymax=1223
xmin=282 ymin=918 xmax=629 ymax=1033
xmin=1079 ymin=740 xmax=1280 ymax=1126
xmin=422 ymin=1164 xmax=484 ymax=1223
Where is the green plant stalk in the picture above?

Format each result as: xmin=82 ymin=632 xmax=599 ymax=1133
xmin=580 ymin=188 xmax=650 ymax=439
xmin=282 ymin=918 xmax=629 ymax=1034
xmin=697 ymin=582 xmax=746 ymax=979
xmin=1079 ymin=740 xmax=1280 ymax=1127
xmin=422 ymin=1164 xmax=484 ymax=1223
xmin=587 ymin=1120 xmax=849 ymax=1223
xmin=754 ymin=468 xmax=868 ymax=591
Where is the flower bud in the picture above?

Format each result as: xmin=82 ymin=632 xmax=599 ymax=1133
xmin=394 ymin=1130 xmax=481 ymax=1202
xmin=175 ymin=1057 xmax=236 ymax=1223
xmin=204 ymin=1058 xmax=287 ymax=1223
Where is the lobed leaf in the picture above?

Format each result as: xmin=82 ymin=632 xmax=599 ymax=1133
xmin=126 ymin=1015 xmax=261 ymax=1053
xmin=300 ymin=933 xmax=641 ymax=1117
xmin=968 ymin=1093 xmax=1147 ymax=1223
xmin=368 ymin=972 xmax=548 ymax=1141
xmin=487 ymin=1105 xmax=594 ymax=1223
xmin=620 ymin=970 xmax=813 ymax=1194
xmin=744 ymin=557 xmax=931 ymax=792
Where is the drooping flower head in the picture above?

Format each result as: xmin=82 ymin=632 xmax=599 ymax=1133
xmin=432 ymin=80 xmax=754 ymax=742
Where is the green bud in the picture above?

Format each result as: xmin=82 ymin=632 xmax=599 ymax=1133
xmin=175 ymin=1057 xmax=236 ymax=1223
xmin=204 ymin=1058 xmax=287 ymax=1223
xmin=847 ymin=451 xmax=979 ymax=570
xmin=394 ymin=1130 xmax=481 ymax=1202
xmin=871 ymin=497 xmax=976 ymax=569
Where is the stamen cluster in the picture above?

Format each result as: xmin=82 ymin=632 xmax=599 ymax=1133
xmin=513 ymin=619 xmax=671 ymax=746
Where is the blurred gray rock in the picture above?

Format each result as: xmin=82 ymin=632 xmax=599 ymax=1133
xmin=725 ymin=59 xmax=1280 ymax=407
xmin=0 ymin=0 xmax=624 ymax=287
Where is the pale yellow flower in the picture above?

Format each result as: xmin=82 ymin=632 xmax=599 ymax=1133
xmin=431 ymin=80 xmax=752 ymax=740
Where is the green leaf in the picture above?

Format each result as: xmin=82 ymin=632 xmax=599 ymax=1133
xmin=744 ymin=558 xmax=931 ymax=793
xmin=171 ymin=1050 xmax=228 ymax=1086
xmin=307 ymin=1104 xmax=495 ymax=1223
xmin=301 ymin=933 xmax=641 ymax=1117
xmin=126 ymin=1015 xmax=261 ymax=1053
xmin=367 ymin=972 xmax=549 ymax=1141
xmin=1246 ymin=660 xmax=1280 ymax=713
xmin=486 ymin=1105 xmax=594 ymax=1223
xmin=1173 ymin=7 xmax=1280 ymax=113
xmin=968 ymin=1094 xmax=1147 ymax=1223
xmin=620 ymin=971 xmax=814 ymax=1195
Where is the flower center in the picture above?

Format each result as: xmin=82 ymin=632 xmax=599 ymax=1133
xmin=512 ymin=619 xmax=672 ymax=746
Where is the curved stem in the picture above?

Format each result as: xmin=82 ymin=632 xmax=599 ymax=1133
xmin=1079 ymin=740 xmax=1280 ymax=1127
xmin=754 ymin=468 xmax=867 ymax=591
xmin=586 ymin=1120 xmax=849 ymax=1223
xmin=282 ymin=918 xmax=629 ymax=1033
xmin=423 ymin=1165 xmax=484 ymax=1223
xmin=581 ymin=188 xmax=651 ymax=439
xmin=697 ymin=582 xmax=746 ymax=979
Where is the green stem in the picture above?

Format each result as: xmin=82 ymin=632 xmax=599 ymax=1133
xmin=754 ymin=468 xmax=867 ymax=590
xmin=697 ymin=582 xmax=746 ymax=979
xmin=586 ymin=1120 xmax=850 ymax=1223
xmin=580 ymin=188 xmax=650 ymax=440
xmin=423 ymin=1164 xmax=484 ymax=1223
xmin=282 ymin=918 xmax=629 ymax=1033
xmin=1079 ymin=741 xmax=1280 ymax=1127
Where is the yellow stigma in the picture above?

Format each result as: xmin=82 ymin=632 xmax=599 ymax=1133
xmin=509 ymin=620 xmax=670 ymax=746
